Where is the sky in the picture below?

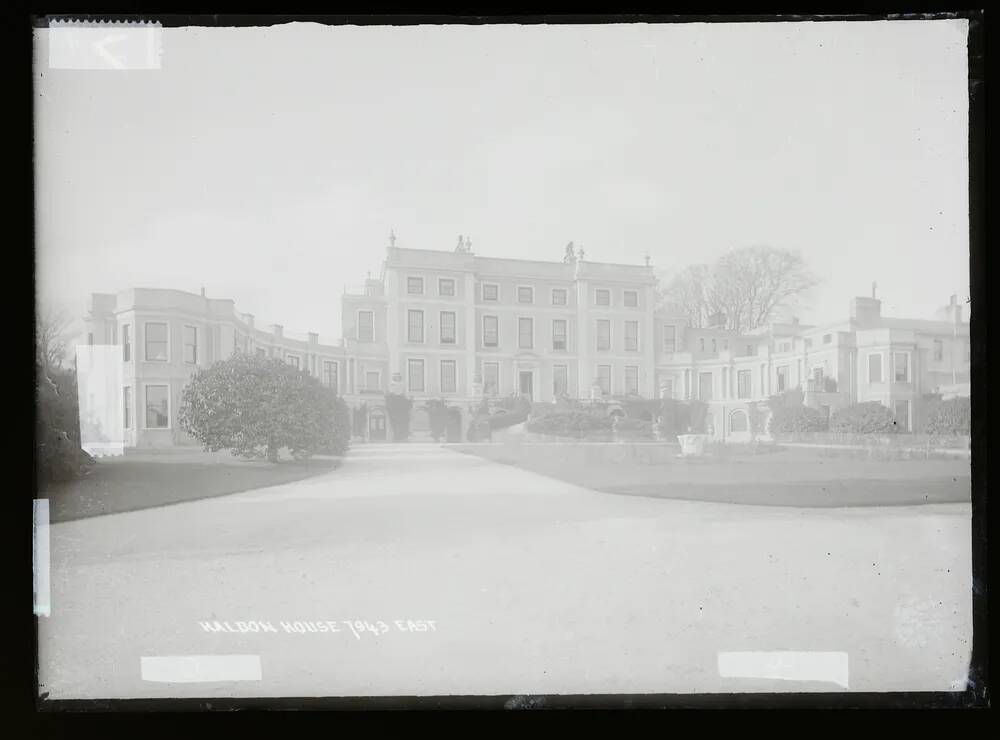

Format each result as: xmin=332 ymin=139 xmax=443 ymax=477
xmin=34 ymin=19 xmax=970 ymax=341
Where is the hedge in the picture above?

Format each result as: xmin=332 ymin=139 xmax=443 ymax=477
xmin=924 ymin=397 xmax=970 ymax=436
xmin=768 ymin=404 xmax=829 ymax=434
xmin=525 ymin=411 xmax=614 ymax=438
xmin=829 ymin=402 xmax=900 ymax=434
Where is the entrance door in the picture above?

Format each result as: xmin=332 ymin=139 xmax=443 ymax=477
xmin=519 ymin=371 xmax=533 ymax=399
xmin=368 ymin=408 xmax=387 ymax=441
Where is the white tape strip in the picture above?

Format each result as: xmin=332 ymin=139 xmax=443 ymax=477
xmin=33 ymin=500 xmax=50 ymax=617
xmin=140 ymin=655 xmax=262 ymax=683
xmin=48 ymin=21 xmax=163 ymax=71
xmin=718 ymin=651 xmax=849 ymax=689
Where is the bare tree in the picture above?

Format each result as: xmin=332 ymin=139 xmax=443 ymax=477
xmin=657 ymin=246 xmax=817 ymax=334
xmin=36 ymin=304 xmax=77 ymax=373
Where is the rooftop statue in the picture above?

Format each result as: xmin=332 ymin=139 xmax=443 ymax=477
xmin=564 ymin=242 xmax=576 ymax=263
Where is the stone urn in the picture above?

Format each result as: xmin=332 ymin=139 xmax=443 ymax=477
xmin=677 ymin=434 xmax=709 ymax=457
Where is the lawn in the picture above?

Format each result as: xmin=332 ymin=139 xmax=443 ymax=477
xmin=39 ymin=449 xmax=342 ymax=522
xmin=450 ymin=442 xmax=972 ymax=507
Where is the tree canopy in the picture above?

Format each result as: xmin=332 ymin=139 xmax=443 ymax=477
xmin=657 ymin=246 xmax=817 ymax=334
xmin=179 ymin=353 xmax=350 ymax=461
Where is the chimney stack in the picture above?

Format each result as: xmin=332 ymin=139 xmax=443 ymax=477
xmin=200 ymin=287 xmax=206 ymax=297
xmin=271 ymin=324 xmax=283 ymax=339
xmin=308 ymin=332 xmax=318 ymax=345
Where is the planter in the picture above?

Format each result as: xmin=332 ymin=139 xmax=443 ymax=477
xmin=676 ymin=434 xmax=710 ymax=457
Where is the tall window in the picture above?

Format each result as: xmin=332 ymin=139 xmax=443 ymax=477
xmin=553 ymin=365 xmax=568 ymax=397
xmin=660 ymin=378 xmax=674 ymax=399
xmin=746 ymin=344 xmax=755 ymax=356
xmin=933 ymin=339 xmax=943 ymax=361
xmin=145 ymin=385 xmax=169 ymax=428
xmin=712 ymin=339 xmax=717 ymax=353
xmin=868 ymin=353 xmax=883 ymax=382
xmin=625 ymin=366 xmax=639 ymax=395
xmin=256 ymin=347 xmax=266 ymax=358
xmin=823 ymin=334 xmax=832 ymax=344
xmin=965 ymin=340 xmax=971 ymax=363
xmin=551 ymin=288 xmax=567 ymax=306
xmin=776 ymin=366 xmax=788 ymax=392
xmin=552 ymin=319 xmax=567 ymax=351
xmin=483 ymin=316 xmax=499 ymax=348
xmin=624 ymin=321 xmax=639 ymax=351
xmin=805 ymin=338 xmax=813 ymax=349
xmin=358 ymin=311 xmax=374 ymax=343
xmin=365 ymin=371 xmax=380 ymax=391
xmin=438 ymin=278 xmax=455 ymax=296
xmin=624 ymin=290 xmax=638 ymax=308
xmin=596 ymin=365 xmax=611 ymax=395
xmin=894 ymin=352 xmax=909 ymax=382
xmin=323 ymin=361 xmax=338 ymax=389
xmin=482 ymin=283 xmax=498 ymax=301
xmin=407 ymin=309 xmax=424 ymax=343
xmin=183 ymin=326 xmax=198 ymax=364
xmin=699 ymin=372 xmax=713 ymax=401
xmin=483 ymin=362 xmax=499 ymax=396
xmin=737 ymin=369 xmax=751 ymax=399
xmin=663 ymin=325 xmax=676 ymax=353
xmin=595 ymin=289 xmax=610 ymax=306
xmin=287 ymin=355 xmax=300 ymax=369
xmin=407 ymin=277 xmax=424 ymax=294
xmin=596 ymin=319 xmax=611 ymax=351
xmin=699 ymin=338 xmax=705 ymax=352
xmin=518 ymin=317 xmax=533 ymax=349
xmin=408 ymin=359 xmax=425 ymax=392
xmin=123 ymin=387 xmax=131 ymax=429
xmin=440 ymin=360 xmax=457 ymax=393
xmin=122 ymin=325 xmax=131 ymax=362
xmin=761 ymin=364 xmax=766 ymax=395
xmin=145 ymin=323 xmax=168 ymax=361
xmin=440 ymin=311 xmax=456 ymax=344
xmin=518 ymin=286 xmax=534 ymax=304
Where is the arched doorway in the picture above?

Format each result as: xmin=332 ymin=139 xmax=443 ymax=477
xmin=368 ymin=407 xmax=387 ymax=442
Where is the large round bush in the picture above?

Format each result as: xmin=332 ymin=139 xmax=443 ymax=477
xmin=768 ymin=405 xmax=829 ymax=434
xmin=829 ymin=402 xmax=899 ymax=434
xmin=925 ymin=397 xmax=970 ymax=435
xmin=526 ymin=411 xmax=613 ymax=438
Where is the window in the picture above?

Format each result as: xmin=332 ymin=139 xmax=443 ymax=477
xmin=483 ymin=362 xmax=499 ymax=396
xmin=625 ymin=321 xmax=639 ymax=352
xmin=518 ymin=317 xmax=533 ymax=349
xmin=624 ymin=290 xmax=638 ymax=308
xmin=256 ymin=347 xmax=266 ymax=358
xmin=440 ymin=311 xmax=456 ymax=344
xmin=553 ymin=365 xmax=568 ymax=397
xmin=596 ymin=319 xmax=611 ymax=351
xmin=552 ymin=319 xmax=567 ymax=351
xmin=145 ymin=385 xmax=169 ymax=428
xmin=482 ymin=283 xmax=498 ymax=301
xmin=596 ymin=365 xmax=611 ymax=395
xmin=183 ymin=326 xmax=198 ymax=364
xmin=88 ymin=332 xmax=94 ymax=346
xmin=894 ymin=352 xmax=909 ymax=382
xmin=365 ymin=371 xmax=380 ymax=391
xmin=868 ymin=353 xmax=883 ymax=382
xmin=777 ymin=366 xmax=788 ymax=392
xmin=438 ymin=278 xmax=455 ymax=297
xmin=894 ymin=400 xmax=910 ymax=432
xmin=552 ymin=288 xmax=567 ymax=306
xmin=823 ymin=334 xmax=832 ymax=344
xmin=730 ymin=410 xmax=748 ymax=433
xmin=518 ymin=286 xmax=534 ymax=304
xmin=323 ymin=361 xmax=338 ymax=389
xmin=122 ymin=325 xmax=131 ymax=362
xmin=407 ymin=309 xmax=424 ymax=343
xmin=663 ymin=326 xmax=676 ymax=353
xmin=123 ymin=387 xmax=131 ymax=429
xmin=145 ymin=322 xmax=168 ymax=361
xmin=625 ymin=366 xmax=639 ymax=395
xmin=779 ymin=341 xmax=791 ymax=353
xmin=407 ymin=277 xmax=424 ymax=294
xmin=358 ymin=310 xmax=374 ymax=343
xmin=699 ymin=338 xmax=705 ymax=352
xmin=699 ymin=372 xmax=713 ymax=401
xmin=933 ymin=339 xmax=943 ymax=361
xmin=746 ymin=344 xmax=754 ymax=356
xmin=440 ymin=360 xmax=457 ymax=393
xmin=813 ymin=367 xmax=824 ymax=384
xmin=287 ymin=355 xmax=300 ymax=369
xmin=660 ymin=378 xmax=674 ymax=399
xmin=737 ymin=369 xmax=751 ymax=399
xmin=712 ymin=339 xmax=717 ymax=353
xmin=407 ymin=359 xmax=425 ymax=392
xmin=595 ymin=289 xmax=610 ymax=306
xmin=483 ymin=316 xmax=499 ymax=348
xmin=805 ymin=338 xmax=813 ymax=349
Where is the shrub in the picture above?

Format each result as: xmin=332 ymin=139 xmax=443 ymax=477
xmin=489 ymin=409 xmax=528 ymax=431
xmin=612 ymin=417 xmax=655 ymax=437
xmin=769 ymin=404 xmax=829 ymax=434
xmin=829 ymin=402 xmax=899 ymax=435
xmin=384 ymin=393 xmax=413 ymax=441
xmin=317 ymin=396 xmax=352 ymax=456
xmin=36 ymin=363 xmax=95 ymax=485
xmin=687 ymin=400 xmax=709 ymax=433
xmin=620 ymin=398 xmax=663 ymax=422
xmin=446 ymin=407 xmax=463 ymax=442
xmin=425 ymin=399 xmax=449 ymax=442
xmin=768 ymin=388 xmax=805 ymax=409
xmin=179 ymin=353 xmax=349 ymax=461
xmin=525 ymin=411 xmax=613 ymax=438
xmin=925 ymin=397 xmax=970 ymax=436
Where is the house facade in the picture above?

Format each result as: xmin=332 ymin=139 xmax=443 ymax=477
xmin=84 ymin=241 xmax=969 ymax=448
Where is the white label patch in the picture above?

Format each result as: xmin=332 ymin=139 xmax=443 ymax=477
xmin=140 ymin=655 xmax=262 ymax=683
xmin=47 ymin=20 xmax=162 ymax=70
